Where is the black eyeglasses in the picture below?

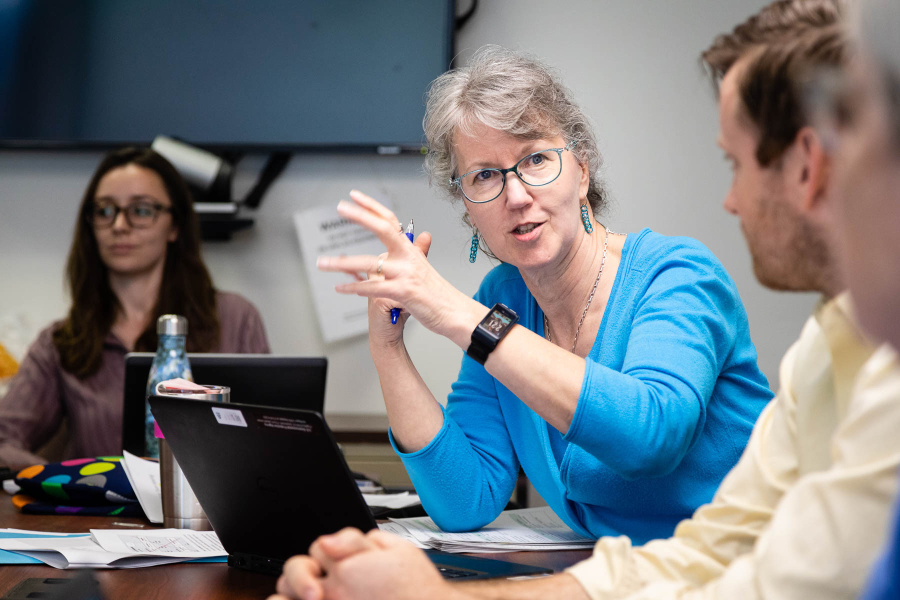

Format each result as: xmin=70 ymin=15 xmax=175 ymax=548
xmin=88 ymin=200 xmax=172 ymax=229
xmin=450 ymin=141 xmax=578 ymax=204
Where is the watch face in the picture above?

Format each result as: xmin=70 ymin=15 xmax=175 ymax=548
xmin=483 ymin=310 xmax=512 ymax=335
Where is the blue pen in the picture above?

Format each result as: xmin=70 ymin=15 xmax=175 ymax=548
xmin=391 ymin=219 xmax=415 ymax=324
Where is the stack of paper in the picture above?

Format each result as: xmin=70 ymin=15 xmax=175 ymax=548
xmin=380 ymin=507 xmax=595 ymax=553
xmin=0 ymin=528 xmax=225 ymax=569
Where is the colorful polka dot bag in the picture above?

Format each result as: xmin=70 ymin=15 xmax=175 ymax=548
xmin=10 ymin=457 xmax=143 ymax=517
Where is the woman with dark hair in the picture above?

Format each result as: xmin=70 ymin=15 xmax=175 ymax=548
xmin=0 ymin=147 xmax=269 ymax=469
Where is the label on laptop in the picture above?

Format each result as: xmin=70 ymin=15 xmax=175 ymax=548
xmin=256 ymin=415 xmax=313 ymax=434
xmin=211 ymin=407 xmax=248 ymax=427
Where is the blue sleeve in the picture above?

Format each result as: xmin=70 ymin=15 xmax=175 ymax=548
xmin=565 ymin=242 xmax=742 ymax=479
xmin=390 ymin=349 xmax=520 ymax=532
xmin=860 ymin=487 xmax=900 ymax=600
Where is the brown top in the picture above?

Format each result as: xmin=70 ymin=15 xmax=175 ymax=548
xmin=0 ymin=291 xmax=270 ymax=469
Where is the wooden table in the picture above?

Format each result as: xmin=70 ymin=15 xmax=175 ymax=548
xmin=0 ymin=496 xmax=591 ymax=599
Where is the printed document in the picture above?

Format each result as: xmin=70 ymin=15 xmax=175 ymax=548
xmin=384 ymin=506 xmax=595 ymax=553
xmin=90 ymin=528 xmax=224 ymax=557
xmin=0 ymin=528 xmax=225 ymax=569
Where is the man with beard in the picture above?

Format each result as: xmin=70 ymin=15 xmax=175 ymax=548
xmin=268 ymin=2 xmax=900 ymax=599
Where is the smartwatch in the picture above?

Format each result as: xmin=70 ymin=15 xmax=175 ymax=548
xmin=466 ymin=303 xmax=519 ymax=365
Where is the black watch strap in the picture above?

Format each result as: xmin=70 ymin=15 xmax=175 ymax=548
xmin=465 ymin=343 xmax=491 ymax=366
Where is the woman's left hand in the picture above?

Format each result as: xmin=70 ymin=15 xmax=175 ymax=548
xmin=316 ymin=190 xmax=479 ymax=345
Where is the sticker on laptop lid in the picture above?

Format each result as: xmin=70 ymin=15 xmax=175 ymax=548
xmin=212 ymin=406 xmax=248 ymax=427
xmin=256 ymin=414 xmax=313 ymax=434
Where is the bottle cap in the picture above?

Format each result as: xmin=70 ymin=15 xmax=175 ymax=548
xmin=157 ymin=314 xmax=188 ymax=336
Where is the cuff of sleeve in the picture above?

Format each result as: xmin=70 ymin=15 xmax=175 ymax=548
xmin=565 ymin=536 xmax=645 ymax=600
xmin=0 ymin=445 xmax=48 ymax=473
xmin=388 ymin=404 xmax=450 ymax=460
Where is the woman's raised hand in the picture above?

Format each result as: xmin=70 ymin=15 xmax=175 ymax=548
xmin=316 ymin=190 xmax=472 ymax=347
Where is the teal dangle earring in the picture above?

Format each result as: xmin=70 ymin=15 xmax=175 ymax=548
xmin=581 ymin=203 xmax=594 ymax=233
xmin=469 ymin=229 xmax=479 ymax=263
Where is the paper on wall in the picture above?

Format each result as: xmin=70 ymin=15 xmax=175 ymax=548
xmin=294 ymin=201 xmax=393 ymax=343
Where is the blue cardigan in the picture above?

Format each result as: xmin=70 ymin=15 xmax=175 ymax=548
xmin=391 ymin=229 xmax=773 ymax=544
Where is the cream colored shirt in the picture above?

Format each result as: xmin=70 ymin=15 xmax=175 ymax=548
xmin=567 ymin=293 xmax=900 ymax=599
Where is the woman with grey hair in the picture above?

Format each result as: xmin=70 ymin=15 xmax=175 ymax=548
xmin=317 ymin=46 xmax=772 ymax=542
xmin=834 ymin=1 xmax=900 ymax=597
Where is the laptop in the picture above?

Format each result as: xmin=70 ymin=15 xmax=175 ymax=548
xmin=123 ymin=353 xmax=327 ymax=456
xmin=149 ymin=396 xmax=554 ymax=580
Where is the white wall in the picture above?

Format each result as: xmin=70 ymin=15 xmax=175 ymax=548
xmin=0 ymin=0 xmax=817 ymax=414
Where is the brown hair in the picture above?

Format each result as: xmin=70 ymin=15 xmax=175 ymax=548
xmin=53 ymin=147 xmax=220 ymax=378
xmin=702 ymin=0 xmax=845 ymax=85
xmin=736 ymin=26 xmax=848 ymax=166
xmin=702 ymin=0 xmax=848 ymax=167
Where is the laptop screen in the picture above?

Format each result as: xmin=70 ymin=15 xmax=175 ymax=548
xmin=123 ymin=354 xmax=327 ymax=456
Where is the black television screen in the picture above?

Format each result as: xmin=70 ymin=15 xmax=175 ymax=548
xmin=0 ymin=0 xmax=454 ymax=151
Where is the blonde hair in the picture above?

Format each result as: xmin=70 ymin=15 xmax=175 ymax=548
xmin=423 ymin=45 xmax=607 ymax=215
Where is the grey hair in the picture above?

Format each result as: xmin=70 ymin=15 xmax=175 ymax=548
xmin=854 ymin=0 xmax=900 ymax=145
xmin=423 ymin=45 xmax=607 ymax=216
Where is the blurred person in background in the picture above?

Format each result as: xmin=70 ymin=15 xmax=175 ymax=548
xmin=821 ymin=0 xmax=900 ymax=597
xmin=0 ymin=147 xmax=269 ymax=470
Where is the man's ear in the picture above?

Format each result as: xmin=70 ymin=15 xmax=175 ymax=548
xmin=795 ymin=126 xmax=831 ymax=212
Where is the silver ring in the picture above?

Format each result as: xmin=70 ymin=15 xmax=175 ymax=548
xmin=376 ymin=257 xmax=385 ymax=275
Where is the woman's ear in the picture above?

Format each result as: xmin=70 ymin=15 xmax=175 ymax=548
xmin=168 ymin=225 xmax=179 ymax=243
xmin=578 ymin=157 xmax=590 ymax=200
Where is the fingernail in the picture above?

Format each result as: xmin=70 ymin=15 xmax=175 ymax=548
xmin=316 ymin=257 xmax=327 ymax=268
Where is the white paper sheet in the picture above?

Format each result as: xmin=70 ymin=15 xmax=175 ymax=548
xmin=362 ymin=492 xmax=421 ymax=509
xmin=386 ymin=507 xmax=595 ymax=553
xmin=121 ymin=450 xmax=163 ymax=523
xmin=0 ymin=528 xmax=225 ymax=569
xmin=0 ymin=536 xmax=186 ymax=569
xmin=376 ymin=522 xmax=430 ymax=549
xmin=90 ymin=529 xmax=225 ymax=558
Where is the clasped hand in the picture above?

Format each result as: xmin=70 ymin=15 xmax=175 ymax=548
xmin=267 ymin=528 xmax=448 ymax=600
